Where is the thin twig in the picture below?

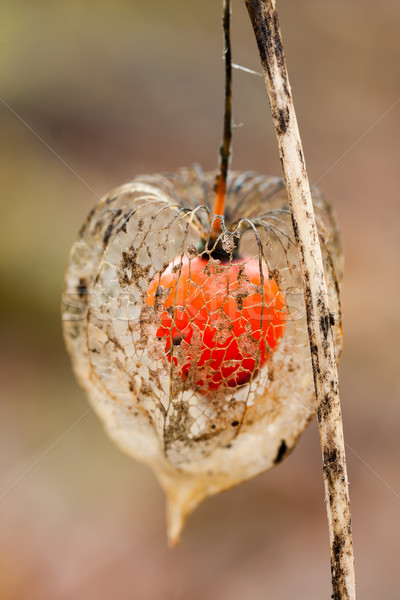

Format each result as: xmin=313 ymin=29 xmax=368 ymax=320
xmin=213 ymin=0 xmax=233 ymax=234
xmin=243 ymin=1 xmax=356 ymax=598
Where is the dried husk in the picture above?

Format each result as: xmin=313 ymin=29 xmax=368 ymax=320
xmin=62 ymin=166 xmax=342 ymax=545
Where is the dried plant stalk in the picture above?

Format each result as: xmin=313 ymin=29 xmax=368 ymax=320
xmin=244 ymin=1 xmax=356 ymax=598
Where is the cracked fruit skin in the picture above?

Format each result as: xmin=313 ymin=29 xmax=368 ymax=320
xmin=146 ymin=255 xmax=287 ymax=392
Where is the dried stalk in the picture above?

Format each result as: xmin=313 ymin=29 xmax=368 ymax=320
xmin=213 ymin=0 xmax=233 ymax=234
xmin=244 ymin=1 xmax=356 ymax=598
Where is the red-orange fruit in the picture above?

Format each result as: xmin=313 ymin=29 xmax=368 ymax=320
xmin=146 ymin=255 xmax=287 ymax=392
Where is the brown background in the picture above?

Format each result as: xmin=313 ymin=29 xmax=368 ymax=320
xmin=1 ymin=1 xmax=399 ymax=598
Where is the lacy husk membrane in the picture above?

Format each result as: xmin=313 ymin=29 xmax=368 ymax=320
xmin=62 ymin=166 xmax=342 ymax=544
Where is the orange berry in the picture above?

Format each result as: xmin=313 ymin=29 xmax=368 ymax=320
xmin=146 ymin=255 xmax=286 ymax=393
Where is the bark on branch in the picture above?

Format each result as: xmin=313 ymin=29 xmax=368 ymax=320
xmin=243 ymin=1 xmax=356 ymax=598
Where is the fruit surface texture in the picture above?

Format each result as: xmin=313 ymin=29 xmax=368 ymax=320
xmin=146 ymin=255 xmax=286 ymax=392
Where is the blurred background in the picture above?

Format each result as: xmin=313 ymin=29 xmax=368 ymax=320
xmin=1 ymin=0 xmax=399 ymax=598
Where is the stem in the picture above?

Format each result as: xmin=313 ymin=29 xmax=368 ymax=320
xmin=243 ymin=1 xmax=356 ymax=598
xmin=213 ymin=0 xmax=233 ymax=235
